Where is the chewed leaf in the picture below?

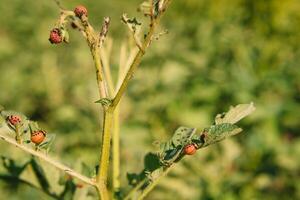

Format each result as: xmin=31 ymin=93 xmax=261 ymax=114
xmin=203 ymin=123 xmax=242 ymax=146
xmin=171 ymin=127 xmax=196 ymax=147
xmin=159 ymin=139 xmax=174 ymax=152
xmin=159 ymin=127 xmax=197 ymax=164
xmin=215 ymin=102 xmax=255 ymax=124
xmin=159 ymin=127 xmax=196 ymax=152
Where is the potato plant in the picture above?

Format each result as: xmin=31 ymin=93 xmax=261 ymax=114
xmin=0 ymin=0 xmax=255 ymax=199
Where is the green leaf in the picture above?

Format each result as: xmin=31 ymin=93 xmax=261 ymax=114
xmin=94 ymin=98 xmax=112 ymax=106
xmin=127 ymin=172 xmax=145 ymax=186
xmin=1 ymin=156 xmax=29 ymax=177
xmin=38 ymin=133 xmax=56 ymax=153
xmin=144 ymin=153 xmax=161 ymax=172
xmin=201 ymin=123 xmax=242 ymax=147
xmin=171 ymin=127 xmax=196 ymax=147
xmin=160 ymin=127 xmax=196 ymax=152
xmin=215 ymin=102 xmax=255 ymax=124
xmin=145 ymin=167 xmax=163 ymax=181
xmin=58 ymin=173 xmax=68 ymax=185
xmin=30 ymin=158 xmax=50 ymax=191
xmin=158 ymin=127 xmax=197 ymax=164
xmin=28 ymin=121 xmax=41 ymax=133
xmin=59 ymin=179 xmax=76 ymax=200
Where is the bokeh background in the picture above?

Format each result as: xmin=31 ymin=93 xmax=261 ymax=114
xmin=0 ymin=0 xmax=300 ymax=199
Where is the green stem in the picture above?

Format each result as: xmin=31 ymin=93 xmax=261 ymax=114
xmin=137 ymin=167 xmax=172 ymax=200
xmin=97 ymin=110 xmax=114 ymax=199
xmin=123 ymin=178 xmax=147 ymax=200
xmin=112 ymin=106 xmax=121 ymax=197
xmin=110 ymin=23 xmax=156 ymax=111
xmin=0 ymin=132 xmax=96 ymax=186
xmin=15 ymin=124 xmax=21 ymax=144
xmin=101 ymin=48 xmax=114 ymax=97
xmin=92 ymin=47 xmax=108 ymax=99
xmin=110 ymin=0 xmax=173 ymax=111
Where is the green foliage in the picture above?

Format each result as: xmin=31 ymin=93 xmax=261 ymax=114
xmin=124 ymin=103 xmax=254 ymax=199
xmin=94 ymin=98 xmax=112 ymax=106
xmin=1 ymin=156 xmax=29 ymax=177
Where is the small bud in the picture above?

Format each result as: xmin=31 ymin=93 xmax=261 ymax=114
xmin=31 ymin=130 xmax=46 ymax=145
xmin=74 ymin=5 xmax=88 ymax=18
xmin=49 ymin=28 xmax=63 ymax=44
xmin=183 ymin=144 xmax=197 ymax=155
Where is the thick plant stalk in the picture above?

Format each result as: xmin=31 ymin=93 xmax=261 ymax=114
xmin=112 ymin=106 xmax=121 ymax=196
xmin=97 ymin=1 xmax=174 ymax=197
xmin=97 ymin=110 xmax=113 ymax=199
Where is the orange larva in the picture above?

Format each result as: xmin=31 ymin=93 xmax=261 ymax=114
xmin=31 ymin=130 xmax=46 ymax=145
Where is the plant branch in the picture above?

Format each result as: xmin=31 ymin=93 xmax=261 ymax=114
xmin=137 ymin=167 xmax=172 ymax=200
xmin=100 ymin=45 xmax=114 ymax=97
xmin=110 ymin=25 xmax=153 ymax=111
xmin=99 ymin=17 xmax=111 ymax=48
xmin=121 ymin=14 xmax=144 ymax=52
xmin=110 ymin=0 xmax=173 ymax=111
xmin=79 ymin=15 xmax=108 ymax=99
xmin=123 ymin=178 xmax=147 ymax=200
xmin=0 ymin=132 xmax=97 ymax=187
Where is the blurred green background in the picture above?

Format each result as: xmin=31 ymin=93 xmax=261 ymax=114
xmin=0 ymin=0 xmax=300 ymax=199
